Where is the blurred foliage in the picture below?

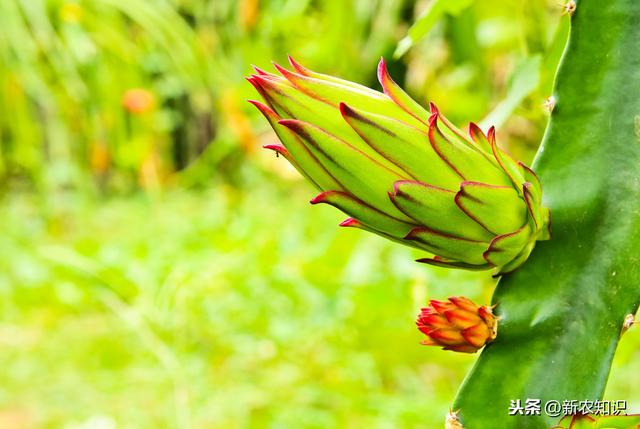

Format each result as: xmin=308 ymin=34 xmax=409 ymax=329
xmin=2 ymin=186 xmax=639 ymax=428
xmin=1 ymin=0 xmax=567 ymax=194
xmin=0 ymin=0 xmax=637 ymax=428
xmin=0 ymin=185 xmax=489 ymax=428
xmin=0 ymin=0 xmax=410 ymax=194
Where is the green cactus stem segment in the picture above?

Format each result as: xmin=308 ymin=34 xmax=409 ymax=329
xmin=453 ymin=0 xmax=640 ymax=427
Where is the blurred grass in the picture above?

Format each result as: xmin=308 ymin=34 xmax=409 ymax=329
xmin=0 ymin=0 xmax=638 ymax=427
xmin=1 ymin=0 xmax=567 ymax=193
xmin=0 ymin=184 xmax=491 ymax=428
xmin=2 ymin=181 xmax=638 ymax=428
xmin=2 ymin=185 xmax=638 ymax=428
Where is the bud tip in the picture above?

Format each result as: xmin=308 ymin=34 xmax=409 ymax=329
xmin=277 ymin=119 xmax=302 ymax=132
xmin=338 ymin=102 xmax=353 ymax=117
xmin=272 ymin=61 xmax=292 ymax=79
xmin=310 ymin=191 xmax=330 ymax=205
xmin=377 ymin=57 xmax=392 ymax=93
xmin=263 ymin=144 xmax=287 ymax=156
xmin=251 ymin=65 xmax=269 ymax=75
xmin=339 ymin=218 xmax=361 ymax=228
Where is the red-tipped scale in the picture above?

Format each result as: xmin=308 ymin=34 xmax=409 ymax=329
xmin=247 ymin=57 xmax=550 ymax=274
xmin=263 ymin=144 xmax=288 ymax=157
xmin=339 ymin=218 xmax=361 ymax=228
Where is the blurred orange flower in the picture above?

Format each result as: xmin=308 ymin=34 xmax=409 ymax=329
xmin=122 ymin=88 xmax=156 ymax=115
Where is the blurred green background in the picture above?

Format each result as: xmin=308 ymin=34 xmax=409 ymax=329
xmin=0 ymin=0 xmax=637 ymax=428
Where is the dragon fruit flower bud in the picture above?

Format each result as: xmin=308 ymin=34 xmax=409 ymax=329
xmin=248 ymin=57 xmax=551 ymax=274
xmin=416 ymin=297 xmax=497 ymax=353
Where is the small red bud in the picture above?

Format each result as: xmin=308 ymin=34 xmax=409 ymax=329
xmin=417 ymin=296 xmax=497 ymax=353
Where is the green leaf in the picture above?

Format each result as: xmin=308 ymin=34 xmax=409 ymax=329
xmin=393 ymin=0 xmax=476 ymax=59
xmin=454 ymin=1 xmax=640 ymax=427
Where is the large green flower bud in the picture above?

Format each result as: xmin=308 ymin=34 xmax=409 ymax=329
xmin=248 ymin=57 xmax=550 ymax=274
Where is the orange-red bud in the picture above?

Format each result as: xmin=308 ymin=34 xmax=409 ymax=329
xmin=416 ymin=296 xmax=497 ymax=353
